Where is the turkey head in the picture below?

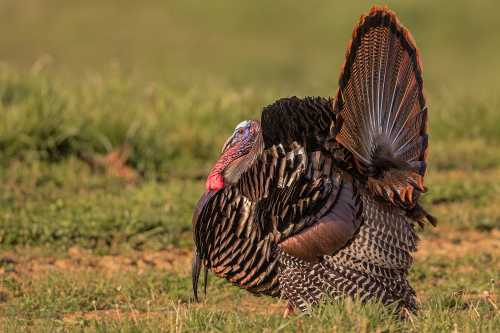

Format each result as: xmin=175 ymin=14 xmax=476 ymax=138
xmin=205 ymin=120 xmax=263 ymax=191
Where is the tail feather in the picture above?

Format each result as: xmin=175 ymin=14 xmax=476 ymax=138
xmin=334 ymin=6 xmax=428 ymax=208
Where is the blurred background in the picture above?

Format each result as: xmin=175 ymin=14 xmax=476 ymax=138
xmin=0 ymin=1 xmax=498 ymax=331
xmin=1 ymin=0 xmax=500 ymax=176
xmin=2 ymin=0 xmax=500 ymax=91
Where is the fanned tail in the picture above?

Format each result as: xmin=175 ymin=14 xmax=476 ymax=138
xmin=334 ymin=6 xmax=428 ymax=209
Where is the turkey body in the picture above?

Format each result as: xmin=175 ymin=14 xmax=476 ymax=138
xmin=192 ymin=7 xmax=435 ymax=313
xmin=279 ymin=191 xmax=419 ymax=312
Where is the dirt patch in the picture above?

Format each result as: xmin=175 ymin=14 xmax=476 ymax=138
xmin=1 ymin=229 xmax=497 ymax=279
xmin=79 ymin=145 xmax=138 ymax=184
xmin=63 ymin=309 xmax=165 ymax=321
xmin=0 ymin=246 xmax=193 ymax=278
xmin=416 ymin=229 xmax=500 ymax=260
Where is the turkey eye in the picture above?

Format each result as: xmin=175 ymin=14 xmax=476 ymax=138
xmin=238 ymin=128 xmax=244 ymax=135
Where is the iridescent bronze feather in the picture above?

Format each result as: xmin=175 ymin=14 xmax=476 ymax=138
xmin=192 ymin=6 xmax=435 ymax=314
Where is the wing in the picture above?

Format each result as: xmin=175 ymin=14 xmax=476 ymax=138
xmin=333 ymin=7 xmax=429 ymax=209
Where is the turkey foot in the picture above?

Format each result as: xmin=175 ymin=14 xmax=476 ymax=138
xmin=283 ymin=302 xmax=295 ymax=318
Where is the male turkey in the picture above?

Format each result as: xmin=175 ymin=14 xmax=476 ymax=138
xmin=192 ymin=6 xmax=435 ymax=314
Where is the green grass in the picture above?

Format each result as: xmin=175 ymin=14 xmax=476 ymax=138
xmin=0 ymin=158 xmax=199 ymax=249
xmin=0 ymin=242 xmax=498 ymax=332
xmin=1 ymin=0 xmax=500 ymax=332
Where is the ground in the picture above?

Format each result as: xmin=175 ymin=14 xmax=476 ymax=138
xmin=0 ymin=0 xmax=500 ymax=332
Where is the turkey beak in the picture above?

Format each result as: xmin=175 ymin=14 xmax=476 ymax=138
xmin=192 ymin=251 xmax=202 ymax=302
xmin=221 ymin=133 xmax=236 ymax=153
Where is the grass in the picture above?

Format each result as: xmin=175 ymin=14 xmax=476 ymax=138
xmin=0 ymin=231 xmax=498 ymax=332
xmin=0 ymin=0 xmax=500 ymax=331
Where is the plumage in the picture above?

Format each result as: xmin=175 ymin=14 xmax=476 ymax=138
xmin=192 ymin=6 xmax=435 ymax=314
xmin=334 ymin=6 xmax=428 ymax=209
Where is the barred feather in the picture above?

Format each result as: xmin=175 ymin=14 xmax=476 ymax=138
xmin=279 ymin=190 xmax=419 ymax=312
xmin=192 ymin=6 xmax=433 ymax=315
xmin=334 ymin=6 xmax=428 ymax=209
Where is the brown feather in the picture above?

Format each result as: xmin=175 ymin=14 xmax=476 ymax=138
xmin=333 ymin=6 xmax=428 ymax=209
xmin=279 ymin=178 xmax=362 ymax=262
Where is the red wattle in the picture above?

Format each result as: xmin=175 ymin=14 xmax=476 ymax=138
xmin=206 ymin=172 xmax=225 ymax=191
xmin=205 ymin=143 xmax=239 ymax=191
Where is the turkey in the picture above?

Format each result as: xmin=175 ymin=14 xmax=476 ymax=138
xmin=192 ymin=6 xmax=435 ymax=314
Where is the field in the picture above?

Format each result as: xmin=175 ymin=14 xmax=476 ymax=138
xmin=0 ymin=0 xmax=499 ymax=332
